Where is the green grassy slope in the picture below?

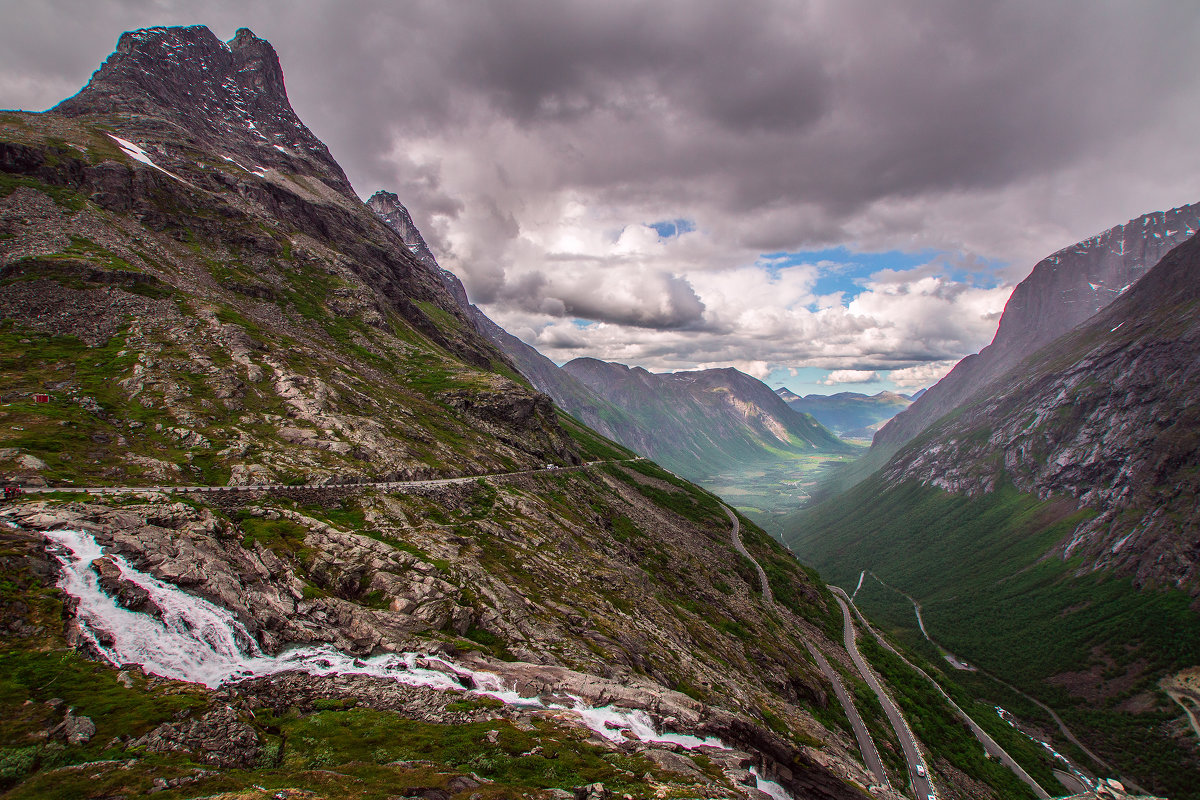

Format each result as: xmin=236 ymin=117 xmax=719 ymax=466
xmin=790 ymin=476 xmax=1200 ymax=798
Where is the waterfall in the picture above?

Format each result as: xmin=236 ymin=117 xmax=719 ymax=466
xmin=750 ymin=767 xmax=791 ymax=800
xmin=45 ymin=529 xmax=733 ymax=754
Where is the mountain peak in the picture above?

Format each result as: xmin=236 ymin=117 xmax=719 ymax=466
xmin=367 ymin=191 xmax=438 ymax=268
xmin=53 ymin=25 xmax=353 ymax=196
xmin=368 ymin=189 xmax=473 ymax=313
xmin=227 ymin=27 xmax=287 ymax=97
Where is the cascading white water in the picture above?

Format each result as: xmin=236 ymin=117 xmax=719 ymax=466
xmin=571 ymin=703 xmax=722 ymax=749
xmin=750 ymin=767 xmax=791 ymax=800
xmin=45 ymin=529 xmax=734 ymax=754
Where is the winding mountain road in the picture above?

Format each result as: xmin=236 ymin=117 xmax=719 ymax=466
xmin=832 ymin=587 xmax=1050 ymax=799
xmin=860 ymin=572 xmax=1148 ymax=795
xmin=15 ymin=459 xmax=638 ymax=497
xmin=830 ymin=590 xmax=935 ymax=800
xmin=723 ymin=506 xmax=891 ymax=792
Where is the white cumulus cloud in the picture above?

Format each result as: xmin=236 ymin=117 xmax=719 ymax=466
xmin=821 ymin=370 xmax=880 ymax=386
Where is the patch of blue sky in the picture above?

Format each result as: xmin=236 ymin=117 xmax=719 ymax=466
xmin=760 ymin=246 xmax=1008 ymax=301
xmin=648 ymin=218 xmax=696 ymax=238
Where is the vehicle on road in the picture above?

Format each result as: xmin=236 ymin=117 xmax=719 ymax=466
xmin=2 ymin=485 xmax=23 ymax=503
xmin=916 ymin=764 xmax=926 ymax=778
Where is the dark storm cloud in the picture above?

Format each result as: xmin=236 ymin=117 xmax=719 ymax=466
xmin=6 ymin=0 xmax=1194 ymax=231
xmin=497 ymin=267 xmax=708 ymax=330
xmin=2 ymin=0 xmax=1198 ymax=375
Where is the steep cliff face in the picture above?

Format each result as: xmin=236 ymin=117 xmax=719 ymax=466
xmin=883 ymin=232 xmax=1200 ymax=591
xmin=873 ymin=203 xmax=1200 ymax=458
xmin=564 ymin=358 xmax=848 ymax=478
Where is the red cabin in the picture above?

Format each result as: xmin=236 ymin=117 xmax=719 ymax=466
xmin=32 ymin=394 xmax=49 ymax=403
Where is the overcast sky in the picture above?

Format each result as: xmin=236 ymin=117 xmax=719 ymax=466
xmin=3 ymin=0 xmax=1199 ymax=394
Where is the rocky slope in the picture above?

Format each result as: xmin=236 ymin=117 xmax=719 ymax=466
xmin=0 ymin=23 xmax=955 ymax=800
xmin=776 ymin=389 xmax=911 ymax=439
xmin=563 ymin=359 xmax=850 ymax=480
xmin=872 ymin=202 xmax=1200 ymax=461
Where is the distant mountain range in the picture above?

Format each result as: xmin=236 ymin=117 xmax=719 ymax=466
xmin=561 ymin=358 xmax=850 ymax=479
xmin=368 ymin=192 xmax=849 ymax=483
xmin=775 ymin=388 xmax=911 ymax=438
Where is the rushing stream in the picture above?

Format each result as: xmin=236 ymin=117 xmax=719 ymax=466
xmin=44 ymin=528 xmax=792 ymax=796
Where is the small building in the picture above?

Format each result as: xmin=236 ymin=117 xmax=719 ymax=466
xmin=32 ymin=394 xmax=50 ymax=404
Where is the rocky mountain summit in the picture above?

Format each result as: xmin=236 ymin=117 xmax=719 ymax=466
xmin=55 ymin=25 xmax=356 ymax=198
xmin=873 ymin=202 xmax=1200 ymax=460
